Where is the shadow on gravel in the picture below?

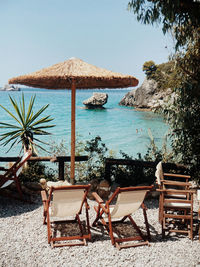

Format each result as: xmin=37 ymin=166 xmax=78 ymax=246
xmin=144 ymin=198 xmax=159 ymax=209
xmin=90 ymin=225 xmax=112 ymax=242
xmin=149 ymin=211 xmax=199 ymax=243
xmin=0 ymin=194 xmax=41 ymax=218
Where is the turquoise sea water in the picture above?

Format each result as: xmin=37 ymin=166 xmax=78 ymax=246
xmin=0 ymin=88 xmax=169 ymax=158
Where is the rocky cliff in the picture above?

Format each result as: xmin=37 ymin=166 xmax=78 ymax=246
xmin=119 ymin=78 xmax=174 ymax=110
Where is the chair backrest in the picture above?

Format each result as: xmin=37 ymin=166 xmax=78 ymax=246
xmin=15 ymin=150 xmax=32 ymax=177
xmin=0 ymin=150 xmax=32 ymax=189
xmin=110 ymin=186 xmax=152 ymax=219
xmin=155 ymin=161 xmax=164 ymax=186
xmin=49 ymin=185 xmax=90 ymax=218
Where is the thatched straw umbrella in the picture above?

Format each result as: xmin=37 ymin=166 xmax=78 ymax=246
xmin=9 ymin=57 xmax=139 ymax=184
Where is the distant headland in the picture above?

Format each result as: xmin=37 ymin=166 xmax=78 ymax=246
xmin=0 ymin=84 xmax=20 ymax=91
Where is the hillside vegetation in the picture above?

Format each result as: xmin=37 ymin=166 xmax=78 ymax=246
xmin=143 ymin=60 xmax=180 ymax=91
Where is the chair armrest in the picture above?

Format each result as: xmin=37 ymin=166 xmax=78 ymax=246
xmin=163 ymin=173 xmax=190 ymax=179
xmin=92 ymin=192 xmax=104 ymax=204
xmin=41 ymin=190 xmax=48 ymax=212
xmin=41 ymin=190 xmax=47 ymax=202
xmin=92 ymin=192 xmax=109 ymax=214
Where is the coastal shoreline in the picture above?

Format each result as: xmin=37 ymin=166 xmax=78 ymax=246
xmin=0 ymin=89 xmax=168 ymax=158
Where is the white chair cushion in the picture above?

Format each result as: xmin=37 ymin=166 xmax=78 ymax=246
xmin=50 ymin=189 xmax=84 ymax=218
xmin=110 ymin=190 xmax=147 ymax=218
xmin=47 ymin=180 xmax=71 ymax=188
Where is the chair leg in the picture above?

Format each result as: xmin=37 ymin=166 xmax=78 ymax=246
xmin=92 ymin=205 xmax=103 ymax=227
xmin=162 ymin=219 xmax=165 ymax=238
xmin=85 ymin=202 xmax=91 ymax=239
xmin=76 ymin=214 xmax=84 ymax=237
xmin=47 ymin=213 xmax=52 ymax=244
xmin=92 ymin=206 xmax=108 ymax=230
xmin=142 ymin=203 xmax=151 ymax=241
xmin=128 ymin=215 xmax=146 ymax=241
xmin=108 ymin=214 xmax=115 ymax=245
xmin=43 ymin=212 xmax=47 ymax=225
xmin=199 ymin=221 xmax=200 ymax=242
xmin=15 ymin=179 xmax=23 ymax=200
xmin=159 ymin=196 xmax=163 ymax=224
xmin=120 ymin=215 xmax=128 ymax=223
xmin=190 ymin=213 xmax=193 ymax=241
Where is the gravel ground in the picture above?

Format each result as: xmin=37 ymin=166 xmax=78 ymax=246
xmin=0 ymin=193 xmax=200 ymax=267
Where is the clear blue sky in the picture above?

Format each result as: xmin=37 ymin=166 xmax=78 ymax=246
xmin=0 ymin=0 xmax=172 ymax=87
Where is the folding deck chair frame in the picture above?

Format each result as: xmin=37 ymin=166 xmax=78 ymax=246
xmin=0 ymin=150 xmax=32 ymax=200
xmin=92 ymin=186 xmax=153 ymax=250
xmin=41 ymin=184 xmax=91 ymax=248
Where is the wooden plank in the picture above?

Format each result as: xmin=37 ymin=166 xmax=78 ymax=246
xmin=104 ymin=158 xmax=189 ymax=182
xmin=0 ymin=155 xmax=88 ymax=163
xmin=105 ymin=158 xmax=188 ymax=171
xmin=116 ymin=241 xmax=149 ymax=250
xmin=56 ymin=156 xmax=88 ymax=162
xmin=58 ymin=160 xmax=64 ymax=180
xmin=0 ymin=157 xmax=20 ymax=162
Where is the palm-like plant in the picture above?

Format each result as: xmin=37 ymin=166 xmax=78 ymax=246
xmin=0 ymin=93 xmax=55 ymax=154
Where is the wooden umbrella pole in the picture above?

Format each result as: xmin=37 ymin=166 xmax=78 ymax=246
xmin=70 ymin=79 xmax=76 ymax=184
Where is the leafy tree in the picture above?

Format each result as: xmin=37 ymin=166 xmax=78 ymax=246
xmin=128 ymin=0 xmax=200 ymax=49
xmin=0 ymin=93 xmax=55 ymax=154
xmin=128 ymin=0 xmax=200 ymax=182
xmin=162 ymin=33 xmax=200 ymax=181
xmin=142 ymin=61 xmax=157 ymax=78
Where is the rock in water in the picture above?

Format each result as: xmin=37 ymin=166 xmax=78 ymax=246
xmin=83 ymin=92 xmax=108 ymax=108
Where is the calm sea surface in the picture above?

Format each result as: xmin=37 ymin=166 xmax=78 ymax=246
xmin=0 ymin=88 xmax=169 ymax=158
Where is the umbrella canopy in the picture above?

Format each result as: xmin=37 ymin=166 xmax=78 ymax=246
xmin=9 ymin=57 xmax=138 ymax=89
xmin=9 ymin=57 xmax=139 ymax=183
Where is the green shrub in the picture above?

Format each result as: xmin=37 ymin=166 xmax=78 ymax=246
xmin=84 ymin=136 xmax=109 ymax=181
xmin=19 ymin=161 xmax=56 ymax=183
xmin=18 ymin=131 xmax=173 ymax=186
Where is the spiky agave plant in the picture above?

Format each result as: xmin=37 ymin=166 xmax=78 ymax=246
xmin=0 ymin=93 xmax=55 ymax=154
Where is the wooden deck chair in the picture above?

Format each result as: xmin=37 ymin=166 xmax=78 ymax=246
xmin=155 ymin=161 xmax=191 ymax=190
xmin=92 ymin=186 xmax=153 ymax=250
xmin=158 ymin=188 xmax=194 ymax=240
xmin=155 ymin=161 xmax=192 ymax=223
xmin=41 ymin=184 xmax=91 ymax=248
xmin=0 ymin=150 xmax=32 ymax=200
xmin=197 ymin=190 xmax=200 ymax=242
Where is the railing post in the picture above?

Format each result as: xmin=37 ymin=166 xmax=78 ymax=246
xmin=105 ymin=159 xmax=112 ymax=183
xmin=58 ymin=160 xmax=65 ymax=180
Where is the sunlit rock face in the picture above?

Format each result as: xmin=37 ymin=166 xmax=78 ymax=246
xmin=83 ymin=92 xmax=108 ymax=109
xmin=119 ymin=78 xmax=174 ymax=110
